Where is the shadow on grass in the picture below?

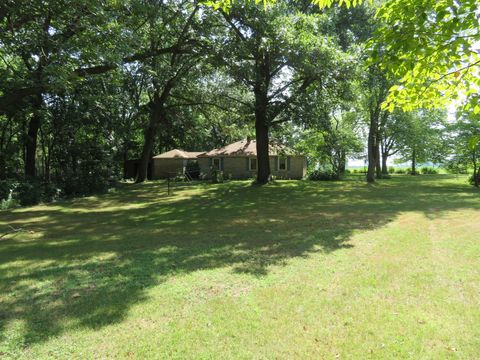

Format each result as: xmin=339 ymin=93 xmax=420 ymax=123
xmin=0 ymin=175 xmax=478 ymax=347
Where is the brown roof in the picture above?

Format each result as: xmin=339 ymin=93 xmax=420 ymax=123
xmin=153 ymin=149 xmax=203 ymax=159
xmin=198 ymin=139 xmax=293 ymax=157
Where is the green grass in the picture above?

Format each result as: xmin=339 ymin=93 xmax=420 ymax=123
xmin=1 ymin=175 xmax=479 ymax=359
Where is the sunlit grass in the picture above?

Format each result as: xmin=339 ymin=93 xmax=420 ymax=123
xmin=0 ymin=175 xmax=479 ymax=359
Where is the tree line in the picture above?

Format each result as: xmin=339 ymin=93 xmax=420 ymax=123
xmin=0 ymin=0 xmax=479 ymax=204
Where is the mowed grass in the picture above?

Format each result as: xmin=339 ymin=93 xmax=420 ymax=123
xmin=1 ymin=175 xmax=479 ymax=359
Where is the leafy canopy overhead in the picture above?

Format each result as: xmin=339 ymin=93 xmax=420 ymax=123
xmin=370 ymin=0 xmax=480 ymax=112
xmin=208 ymin=0 xmax=480 ymax=114
xmin=203 ymin=0 xmax=370 ymax=11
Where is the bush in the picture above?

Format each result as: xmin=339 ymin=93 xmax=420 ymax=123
xmin=420 ymin=167 xmax=438 ymax=174
xmin=9 ymin=180 xmax=60 ymax=207
xmin=388 ymin=166 xmax=395 ymax=174
xmin=344 ymin=169 xmax=351 ymax=174
xmin=0 ymin=180 xmax=15 ymax=202
xmin=42 ymin=182 xmax=60 ymax=202
xmin=14 ymin=181 xmax=44 ymax=206
xmin=211 ymin=169 xmax=224 ymax=183
xmin=445 ymin=162 xmax=468 ymax=174
xmin=395 ymin=168 xmax=406 ymax=174
xmin=308 ymin=170 xmax=339 ymax=181
xmin=0 ymin=197 xmax=18 ymax=210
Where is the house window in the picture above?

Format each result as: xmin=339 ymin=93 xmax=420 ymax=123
xmin=249 ymin=158 xmax=257 ymax=171
xmin=278 ymin=157 xmax=287 ymax=170
xmin=212 ymin=158 xmax=221 ymax=170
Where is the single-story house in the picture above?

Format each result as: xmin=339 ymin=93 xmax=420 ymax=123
xmin=197 ymin=139 xmax=307 ymax=179
xmin=151 ymin=149 xmax=203 ymax=179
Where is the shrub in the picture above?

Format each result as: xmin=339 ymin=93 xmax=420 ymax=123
xmin=10 ymin=180 xmax=60 ymax=207
xmin=14 ymin=181 xmax=43 ymax=206
xmin=42 ymin=182 xmax=60 ymax=202
xmin=444 ymin=161 xmax=468 ymax=174
xmin=395 ymin=168 xmax=406 ymax=174
xmin=344 ymin=169 xmax=351 ymax=174
xmin=0 ymin=180 xmax=15 ymax=202
xmin=211 ymin=169 xmax=224 ymax=183
xmin=403 ymin=169 xmax=419 ymax=175
xmin=420 ymin=167 xmax=438 ymax=174
xmin=388 ymin=166 xmax=395 ymax=174
xmin=0 ymin=197 xmax=18 ymax=210
xmin=308 ymin=170 xmax=339 ymax=181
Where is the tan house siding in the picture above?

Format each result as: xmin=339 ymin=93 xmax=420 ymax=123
xmin=152 ymin=158 xmax=186 ymax=179
xmin=271 ymin=156 xmax=306 ymax=179
xmin=198 ymin=155 xmax=306 ymax=180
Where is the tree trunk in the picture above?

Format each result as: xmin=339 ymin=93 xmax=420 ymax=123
xmin=255 ymin=120 xmax=270 ymax=184
xmin=254 ymin=78 xmax=270 ymax=184
xmin=0 ymin=155 xmax=5 ymax=180
xmin=123 ymin=144 xmax=129 ymax=180
xmin=338 ymin=150 xmax=346 ymax=176
xmin=366 ymin=115 xmax=377 ymax=183
xmin=411 ymin=149 xmax=416 ymax=175
xmin=136 ymin=107 xmax=162 ymax=183
xmin=473 ymin=150 xmax=478 ymax=187
xmin=381 ymin=151 xmax=388 ymax=175
xmin=375 ymin=140 xmax=381 ymax=179
xmin=25 ymin=94 xmax=43 ymax=179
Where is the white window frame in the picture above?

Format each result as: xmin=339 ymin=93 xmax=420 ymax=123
xmin=249 ymin=157 xmax=257 ymax=171
xmin=212 ymin=158 xmax=221 ymax=170
xmin=278 ymin=156 xmax=287 ymax=171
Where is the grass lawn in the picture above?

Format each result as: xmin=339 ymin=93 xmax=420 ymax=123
xmin=1 ymin=175 xmax=479 ymax=359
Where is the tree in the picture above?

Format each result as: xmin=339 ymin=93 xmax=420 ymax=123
xmin=379 ymin=110 xmax=407 ymax=174
xmin=0 ymin=0 xmax=195 ymax=179
xmin=361 ymin=65 xmax=391 ymax=182
xmin=217 ymin=2 xmax=355 ymax=183
xmin=446 ymin=113 xmax=480 ymax=187
xmin=392 ymin=110 xmax=448 ymax=174
xmin=373 ymin=0 xmax=480 ymax=113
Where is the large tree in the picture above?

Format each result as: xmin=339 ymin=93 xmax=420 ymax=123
xmin=217 ymin=2 xmax=353 ymax=183
xmin=0 ymin=0 xmax=195 ymax=179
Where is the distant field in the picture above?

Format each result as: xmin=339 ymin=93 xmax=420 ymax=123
xmin=1 ymin=175 xmax=479 ymax=359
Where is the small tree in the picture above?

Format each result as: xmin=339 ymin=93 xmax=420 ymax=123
xmin=446 ymin=114 xmax=480 ymax=187
xmin=393 ymin=110 xmax=448 ymax=174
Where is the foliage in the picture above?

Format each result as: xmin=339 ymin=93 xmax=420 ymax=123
xmin=391 ymin=109 xmax=449 ymax=171
xmin=420 ymin=167 xmax=439 ymax=175
xmin=372 ymin=0 xmax=480 ymax=112
xmin=308 ymin=169 xmax=339 ymax=181
xmin=205 ymin=0 xmax=370 ymax=11
xmin=445 ymin=113 xmax=480 ymax=185
xmin=0 ymin=180 xmax=14 ymax=202
xmin=11 ymin=180 xmax=59 ymax=206
xmin=444 ymin=160 xmax=468 ymax=175
xmin=13 ymin=181 xmax=44 ymax=206
xmin=211 ymin=169 xmax=225 ymax=183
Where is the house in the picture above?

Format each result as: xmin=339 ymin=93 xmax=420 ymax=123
xmin=151 ymin=149 xmax=203 ymax=179
xmin=197 ymin=139 xmax=307 ymax=179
